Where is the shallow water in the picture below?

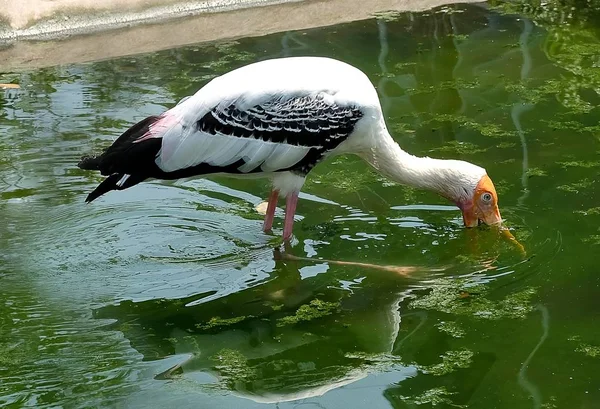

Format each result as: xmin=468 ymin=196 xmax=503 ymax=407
xmin=1 ymin=2 xmax=599 ymax=408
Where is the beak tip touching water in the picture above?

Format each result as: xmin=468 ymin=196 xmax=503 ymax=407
xmin=460 ymin=205 xmax=502 ymax=228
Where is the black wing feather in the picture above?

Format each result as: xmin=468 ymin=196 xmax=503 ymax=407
xmin=197 ymin=94 xmax=363 ymax=148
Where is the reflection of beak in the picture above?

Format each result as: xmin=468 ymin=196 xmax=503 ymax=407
xmin=501 ymin=227 xmax=526 ymax=255
xmin=462 ymin=205 xmax=526 ymax=255
xmin=461 ymin=204 xmax=502 ymax=228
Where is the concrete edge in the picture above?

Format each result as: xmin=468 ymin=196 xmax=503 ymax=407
xmin=0 ymin=0 xmax=483 ymax=72
xmin=0 ymin=0 xmax=302 ymax=43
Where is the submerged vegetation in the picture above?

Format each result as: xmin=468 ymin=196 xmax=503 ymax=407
xmin=568 ymin=336 xmax=600 ymax=358
xmin=399 ymin=386 xmax=461 ymax=407
xmin=435 ymin=321 xmax=466 ymax=338
xmin=556 ymin=178 xmax=594 ymax=193
xmin=420 ymin=349 xmax=474 ymax=376
xmin=196 ymin=315 xmax=251 ymax=330
xmin=409 ymin=278 xmax=537 ymax=320
xmin=277 ymin=299 xmax=340 ymax=327
xmin=210 ymin=349 xmax=257 ymax=383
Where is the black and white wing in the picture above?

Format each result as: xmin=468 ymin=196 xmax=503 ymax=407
xmin=156 ymin=92 xmax=364 ymax=176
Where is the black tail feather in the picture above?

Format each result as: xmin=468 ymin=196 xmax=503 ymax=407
xmin=78 ymin=115 xmax=162 ymax=176
xmin=85 ymin=173 xmax=148 ymax=203
xmin=79 ymin=115 xmax=166 ymax=202
xmin=78 ymin=155 xmax=101 ymax=170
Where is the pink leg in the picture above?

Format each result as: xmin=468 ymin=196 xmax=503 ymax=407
xmin=283 ymin=192 xmax=299 ymax=241
xmin=262 ymin=189 xmax=279 ymax=232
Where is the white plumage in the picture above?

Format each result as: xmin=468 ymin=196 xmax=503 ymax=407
xmin=154 ymin=57 xmax=378 ymax=174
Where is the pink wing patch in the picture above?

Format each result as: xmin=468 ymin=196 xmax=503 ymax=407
xmin=134 ymin=113 xmax=180 ymax=143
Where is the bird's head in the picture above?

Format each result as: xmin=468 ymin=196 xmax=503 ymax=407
xmin=455 ymin=174 xmax=502 ymax=227
xmin=436 ymin=161 xmax=502 ymax=228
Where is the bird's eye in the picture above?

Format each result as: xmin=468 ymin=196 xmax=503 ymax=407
xmin=481 ymin=192 xmax=493 ymax=203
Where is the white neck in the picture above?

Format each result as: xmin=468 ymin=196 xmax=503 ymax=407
xmin=358 ymin=125 xmax=485 ymax=202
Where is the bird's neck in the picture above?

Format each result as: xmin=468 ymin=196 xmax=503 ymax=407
xmin=360 ymin=128 xmax=462 ymax=201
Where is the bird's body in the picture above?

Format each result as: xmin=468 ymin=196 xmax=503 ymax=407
xmin=79 ymin=57 xmax=502 ymax=239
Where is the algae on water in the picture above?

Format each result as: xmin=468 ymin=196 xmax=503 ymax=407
xmin=196 ymin=315 xmax=251 ymax=330
xmin=430 ymin=141 xmax=486 ymax=155
xmin=423 ymin=113 xmax=516 ymax=139
xmin=420 ymin=349 xmax=474 ymax=376
xmin=210 ymin=349 xmax=256 ymax=382
xmin=582 ymin=234 xmax=600 ymax=246
xmin=435 ymin=321 xmax=465 ymax=338
xmin=568 ymin=336 xmax=600 ymax=358
xmin=557 ymin=178 xmax=594 ymax=193
xmin=400 ymin=386 xmax=463 ymax=407
xmin=409 ymin=278 xmax=537 ymax=320
xmin=559 ymin=161 xmax=600 ymax=169
xmin=277 ymin=299 xmax=340 ymax=327
xmin=526 ymin=168 xmax=547 ymax=177
xmin=574 ymin=207 xmax=600 ymax=216
xmin=575 ymin=343 xmax=600 ymax=358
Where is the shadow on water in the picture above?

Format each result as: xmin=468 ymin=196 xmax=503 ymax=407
xmin=2 ymin=1 xmax=600 ymax=408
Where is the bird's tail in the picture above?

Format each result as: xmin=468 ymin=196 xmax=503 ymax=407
xmin=78 ymin=115 xmax=165 ymax=202
xmin=85 ymin=173 xmax=147 ymax=203
xmin=78 ymin=155 xmax=101 ymax=170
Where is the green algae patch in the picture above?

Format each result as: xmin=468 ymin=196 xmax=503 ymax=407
xmin=568 ymin=336 xmax=600 ymax=358
xmin=409 ymin=278 xmax=537 ymax=320
xmin=544 ymin=120 xmax=600 ymax=135
xmin=431 ymin=141 xmax=486 ymax=155
xmin=559 ymin=160 xmax=600 ymax=169
xmin=582 ymin=234 xmax=600 ymax=246
xmin=210 ymin=349 xmax=256 ymax=382
xmin=391 ymin=122 xmax=417 ymax=135
xmin=421 ymin=349 xmax=474 ymax=376
xmin=574 ymin=207 xmax=600 ymax=216
xmin=448 ymin=33 xmax=469 ymax=41
xmin=557 ymin=178 xmax=594 ymax=193
xmin=496 ymin=141 xmax=517 ymax=149
xmin=526 ymin=168 xmax=547 ymax=177
xmin=576 ymin=343 xmax=600 ymax=358
xmin=196 ymin=315 xmax=251 ymax=330
xmin=277 ymin=299 xmax=340 ymax=327
xmin=406 ymin=79 xmax=480 ymax=96
xmin=424 ymin=113 xmax=516 ymax=139
xmin=497 ymin=288 xmax=539 ymax=319
xmin=435 ymin=321 xmax=465 ymax=338
xmin=345 ymin=352 xmax=405 ymax=372
xmin=493 ymin=179 xmax=512 ymax=195
xmin=400 ymin=386 xmax=463 ymax=407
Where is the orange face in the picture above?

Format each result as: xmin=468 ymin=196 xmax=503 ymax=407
xmin=460 ymin=175 xmax=502 ymax=227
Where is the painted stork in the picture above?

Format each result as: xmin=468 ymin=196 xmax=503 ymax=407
xmin=78 ymin=56 xmax=502 ymax=241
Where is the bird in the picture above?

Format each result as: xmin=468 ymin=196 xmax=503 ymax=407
xmin=78 ymin=56 xmax=502 ymax=241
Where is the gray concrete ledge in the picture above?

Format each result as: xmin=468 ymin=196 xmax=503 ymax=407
xmin=0 ymin=0 xmax=480 ymax=71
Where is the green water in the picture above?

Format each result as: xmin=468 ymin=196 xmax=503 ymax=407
xmin=1 ymin=2 xmax=599 ymax=408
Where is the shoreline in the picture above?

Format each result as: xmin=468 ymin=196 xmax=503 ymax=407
xmin=0 ymin=0 xmax=482 ymax=71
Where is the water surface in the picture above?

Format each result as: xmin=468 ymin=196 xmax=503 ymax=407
xmin=1 ymin=2 xmax=599 ymax=408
